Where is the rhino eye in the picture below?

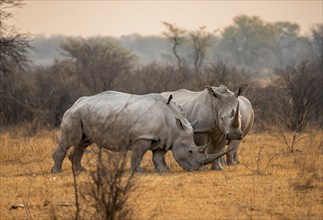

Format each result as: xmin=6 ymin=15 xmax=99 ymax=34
xmin=189 ymin=150 xmax=193 ymax=154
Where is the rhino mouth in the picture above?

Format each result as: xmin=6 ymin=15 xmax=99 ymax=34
xmin=226 ymin=133 xmax=243 ymax=141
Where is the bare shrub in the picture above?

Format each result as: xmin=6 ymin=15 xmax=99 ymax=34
xmin=202 ymin=61 xmax=254 ymax=89
xmin=272 ymin=61 xmax=322 ymax=152
xmin=291 ymin=155 xmax=321 ymax=190
xmin=243 ymin=144 xmax=279 ymax=176
xmin=290 ymin=132 xmax=322 ymax=190
xmin=74 ymin=149 xmax=134 ymax=220
xmin=121 ymin=63 xmax=195 ymax=94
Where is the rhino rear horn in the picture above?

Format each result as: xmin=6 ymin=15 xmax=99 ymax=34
xmin=198 ymin=143 xmax=209 ymax=153
xmin=190 ymin=120 xmax=199 ymax=128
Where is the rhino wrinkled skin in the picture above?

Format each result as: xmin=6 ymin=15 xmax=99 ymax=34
xmin=51 ymin=91 xmax=227 ymax=173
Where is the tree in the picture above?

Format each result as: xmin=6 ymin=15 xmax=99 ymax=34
xmin=220 ymin=15 xmax=276 ymax=68
xmin=162 ymin=21 xmax=186 ymax=66
xmin=189 ymin=26 xmax=214 ymax=71
xmin=307 ymin=24 xmax=323 ymax=63
xmin=0 ymin=0 xmax=30 ymax=73
xmin=61 ymin=37 xmax=137 ymax=94
xmin=0 ymin=0 xmax=31 ymax=127
xmin=271 ymin=22 xmax=302 ymax=68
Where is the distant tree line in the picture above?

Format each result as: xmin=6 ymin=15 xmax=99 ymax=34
xmin=30 ymin=15 xmax=320 ymax=72
xmin=1 ymin=7 xmax=322 ymax=134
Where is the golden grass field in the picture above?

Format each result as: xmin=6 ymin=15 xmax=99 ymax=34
xmin=0 ymin=128 xmax=322 ymax=220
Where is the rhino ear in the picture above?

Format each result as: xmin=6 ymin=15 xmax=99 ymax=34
xmin=175 ymin=118 xmax=185 ymax=130
xmin=235 ymin=84 xmax=248 ymax=97
xmin=175 ymin=118 xmax=190 ymax=131
xmin=206 ymin=86 xmax=222 ymax=99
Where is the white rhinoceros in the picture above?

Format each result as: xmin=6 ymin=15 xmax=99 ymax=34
xmin=51 ymin=91 xmax=229 ymax=173
xmin=161 ymin=84 xmax=254 ymax=170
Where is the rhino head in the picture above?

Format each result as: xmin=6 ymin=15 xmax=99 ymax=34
xmin=206 ymin=84 xmax=247 ymax=141
xmin=171 ymin=118 xmax=230 ymax=171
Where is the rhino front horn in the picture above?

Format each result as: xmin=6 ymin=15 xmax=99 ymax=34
xmin=232 ymin=102 xmax=240 ymax=128
xmin=203 ymin=148 xmax=235 ymax=165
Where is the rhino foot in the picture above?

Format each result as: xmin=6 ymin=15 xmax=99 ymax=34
xmin=211 ymin=163 xmax=224 ymax=171
xmin=131 ymin=166 xmax=144 ymax=173
xmin=156 ymin=166 xmax=170 ymax=173
xmin=199 ymin=165 xmax=209 ymax=171
xmin=73 ymin=166 xmax=86 ymax=173
xmin=51 ymin=166 xmax=63 ymax=173
xmin=226 ymin=160 xmax=238 ymax=166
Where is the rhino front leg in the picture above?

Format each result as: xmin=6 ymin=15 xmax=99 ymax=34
xmin=131 ymin=139 xmax=151 ymax=173
xmin=226 ymin=140 xmax=240 ymax=166
xmin=233 ymin=149 xmax=240 ymax=164
xmin=208 ymin=137 xmax=227 ymax=171
xmin=152 ymin=150 xmax=169 ymax=173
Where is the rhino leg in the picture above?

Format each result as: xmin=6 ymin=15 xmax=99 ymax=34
xmin=233 ymin=150 xmax=240 ymax=164
xmin=68 ymin=137 xmax=92 ymax=172
xmin=51 ymin=136 xmax=72 ymax=173
xmin=51 ymin=122 xmax=83 ymax=173
xmin=68 ymin=146 xmax=87 ymax=172
xmin=152 ymin=150 xmax=169 ymax=173
xmin=226 ymin=140 xmax=240 ymax=166
xmin=208 ymin=137 xmax=227 ymax=171
xmin=131 ymin=139 xmax=151 ymax=173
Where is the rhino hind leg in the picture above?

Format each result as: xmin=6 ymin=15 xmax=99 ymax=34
xmin=68 ymin=135 xmax=93 ymax=172
xmin=152 ymin=150 xmax=169 ymax=173
xmin=68 ymin=146 xmax=87 ymax=172
xmin=130 ymin=139 xmax=151 ymax=173
xmin=51 ymin=122 xmax=83 ymax=173
xmin=51 ymin=138 xmax=71 ymax=173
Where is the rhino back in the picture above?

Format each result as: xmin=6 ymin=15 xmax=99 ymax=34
xmin=62 ymin=91 xmax=178 ymax=151
xmin=162 ymin=89 xmax=214 ymax=132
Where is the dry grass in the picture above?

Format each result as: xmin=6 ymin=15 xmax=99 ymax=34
xmin=0 ymin=129 xmax=322 ymax=220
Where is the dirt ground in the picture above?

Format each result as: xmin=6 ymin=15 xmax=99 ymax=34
xmin=0 ymin=130 xmax=322 ymax=219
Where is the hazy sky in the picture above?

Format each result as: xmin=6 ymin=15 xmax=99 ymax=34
xmin=10 ymin=1 xmax=323 ymax=37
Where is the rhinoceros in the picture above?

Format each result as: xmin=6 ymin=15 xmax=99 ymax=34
xmin=51 ymin=91 xmax=229 ymax=173
xmin=225 ymin=95 xmax=254 ymax=165
xmin=161 ymin=84 xmax=254 ymax=170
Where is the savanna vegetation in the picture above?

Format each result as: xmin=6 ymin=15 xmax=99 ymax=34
xmin=1 ymin=130 xmax=322 ymax=219
xmin=1 ymin=0 xmax=322 ymax=219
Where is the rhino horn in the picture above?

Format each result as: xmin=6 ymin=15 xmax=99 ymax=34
xmin=232 ymin=102 xmax=240 ymax=128
xmin=198 ymin=143 xmax=209 ymax=153
xmin=203 ymin=148 xmax=235 ymax=165
xmin=190 ymin=120 xmax=199 ymax=128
